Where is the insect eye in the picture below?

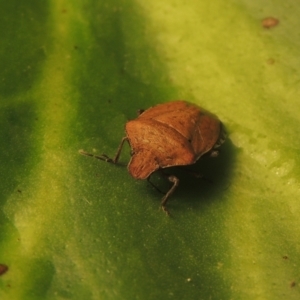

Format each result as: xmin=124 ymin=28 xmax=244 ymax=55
xmin=137 ymin=109 xmax=145 ymax=116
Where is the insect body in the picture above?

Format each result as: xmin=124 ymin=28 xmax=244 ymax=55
xmin=80 ymin=100 xmax=226 ymax=214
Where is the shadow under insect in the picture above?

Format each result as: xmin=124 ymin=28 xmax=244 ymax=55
xmin=146 ymin=137 xmax=235 ymax=212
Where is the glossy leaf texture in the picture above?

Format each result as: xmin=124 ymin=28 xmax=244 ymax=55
xmin=1 ymin=0 xmax=300 ymax=299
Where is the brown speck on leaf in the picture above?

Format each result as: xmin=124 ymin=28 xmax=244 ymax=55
xmin=282 ymin=255 xmax=289 ymax=260
xmin=262 ymin=17 xmax=279 ymax=29
xmin=291 ymin=281 xmax=296 ymax=288
xmin=0 ymin=264 xmax=8 ymax=276
xmin=267 ymin=58 xmax=275 ymax=65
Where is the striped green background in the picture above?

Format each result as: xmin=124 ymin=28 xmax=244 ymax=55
xmin=1 ymin=0 xmax=300 ymax=299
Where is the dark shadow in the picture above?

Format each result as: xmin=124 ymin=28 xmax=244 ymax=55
xmin=146 ymin=135 xmax=237 ymax=211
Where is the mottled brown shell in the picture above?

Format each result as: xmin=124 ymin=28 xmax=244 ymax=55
xmin=126 ymin=100 xmax=224 ymax=179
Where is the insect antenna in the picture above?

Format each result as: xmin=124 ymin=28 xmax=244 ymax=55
xmin=79 ymin=137 xmax=128 ymax=164
xmin=79 ymin=150 xmax=115 ymax=163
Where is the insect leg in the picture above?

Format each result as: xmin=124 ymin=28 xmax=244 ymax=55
xmin=161 ymin=175 xmax=179 ymax=215
xmin=111 ymin=137 xmax=128 ymax=163
xmin=209 ymin=150 xmax=219 ymax=158
xmin=79 ymin=137 xmax=128 ymax=164
xmin=147 ymin=175 xmax=165 ymax=195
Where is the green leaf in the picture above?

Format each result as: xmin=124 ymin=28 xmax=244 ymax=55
xmin=1 ymin=0 xmax=300 ymax=299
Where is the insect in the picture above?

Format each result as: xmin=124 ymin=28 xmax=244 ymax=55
xmin=80 ymin=100 xmax=226 ymax=214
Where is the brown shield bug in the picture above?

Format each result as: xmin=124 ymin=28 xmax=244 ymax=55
xmin=80 ymin=100 xmax=226 ymax=214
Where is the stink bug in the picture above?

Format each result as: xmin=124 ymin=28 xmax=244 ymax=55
xmin=80 ymin=100 xmax=226 ymax=214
